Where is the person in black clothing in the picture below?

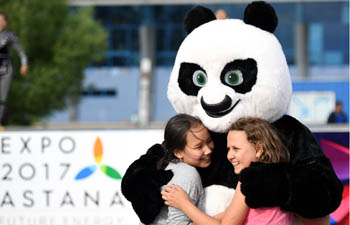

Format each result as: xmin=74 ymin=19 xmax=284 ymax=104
xmin=0 ymin=12 xmax=28 ymax=125
xmin=327 ymin=101 xmax=348 ymax=124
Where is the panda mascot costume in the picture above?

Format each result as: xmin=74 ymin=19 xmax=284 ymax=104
xmin=121 ymin=1 xmax=343 ymax=224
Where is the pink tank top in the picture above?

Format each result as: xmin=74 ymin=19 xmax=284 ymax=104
xmin=243 ymin=207 xmax=293 ymax=225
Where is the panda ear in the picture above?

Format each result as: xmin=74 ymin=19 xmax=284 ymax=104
xmin=243 ymin=1 xmax=278 ymax=33
xmin=184 ymin=6 xmax=216 ymax=35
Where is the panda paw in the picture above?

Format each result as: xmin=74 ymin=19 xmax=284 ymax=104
xmin=239 ymin=162 xmax=289 ymax=208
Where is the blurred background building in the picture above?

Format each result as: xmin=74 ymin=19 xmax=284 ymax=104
xmin=47 ymin=0 xmax=349 ymax=127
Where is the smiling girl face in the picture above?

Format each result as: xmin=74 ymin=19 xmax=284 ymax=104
xmin=226 ymin=130 xmax=261 ymax=174
xmin=175 ymin=125 xmax=214 ymax=168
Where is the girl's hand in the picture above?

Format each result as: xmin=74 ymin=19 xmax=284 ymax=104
xmin=161 ymin=184 xmax=191 ymax=210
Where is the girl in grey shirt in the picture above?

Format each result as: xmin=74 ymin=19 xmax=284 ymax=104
xmin=149 ymin=114 xmax=214 ymax=225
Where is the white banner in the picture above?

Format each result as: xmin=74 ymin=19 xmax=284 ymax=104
xmin=288 ymin=91 xmax=335 ymax=124
xmin=0 ymin=129 xmax=164 ymax=225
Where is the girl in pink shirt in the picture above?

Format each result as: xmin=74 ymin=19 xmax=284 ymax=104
xmin=162 ymin=117 xmax=293 ymax=225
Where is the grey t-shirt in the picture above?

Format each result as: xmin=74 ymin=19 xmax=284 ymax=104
xmin=149 ymin=162 xmax=205 ymax=225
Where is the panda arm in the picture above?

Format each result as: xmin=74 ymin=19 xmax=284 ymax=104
xmin=239 ymin=115 xmax=343 ymax=218
xmin=121 ymin=143 xmax=174 ymax=224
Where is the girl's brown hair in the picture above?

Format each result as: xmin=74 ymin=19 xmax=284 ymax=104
xmin=229 ymin=117 xmax=290 ymax=163
xmin=157 ymin=114 xmax=204 ymax=169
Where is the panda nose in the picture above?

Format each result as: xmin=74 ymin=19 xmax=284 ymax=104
xmin=201 ymin=95 xmax=233 ymax=118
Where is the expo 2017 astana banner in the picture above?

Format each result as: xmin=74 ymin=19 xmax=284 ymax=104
xmin=0 ymin=130 xmax=164 ymax=225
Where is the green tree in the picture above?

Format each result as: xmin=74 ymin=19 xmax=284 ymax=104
xmin=1 ymin=0 xmax=107 ymax=125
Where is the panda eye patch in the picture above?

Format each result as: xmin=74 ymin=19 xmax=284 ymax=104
xmin=193 ymin=70 xmax=208 ymax=87
xmin=220 ymin=58 xmax=257 ymax=94
xmin=224 ymin=70 xmax=243 ymax=86
xmin=178 ymin=62 xmax=206 ymax=96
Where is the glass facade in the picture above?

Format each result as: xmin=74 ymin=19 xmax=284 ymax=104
xmin=92 ymin=2 xmax=349 ymax=67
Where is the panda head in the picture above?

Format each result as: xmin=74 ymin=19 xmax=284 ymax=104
xmin=168 ymin=1 xmax=292 ymax=133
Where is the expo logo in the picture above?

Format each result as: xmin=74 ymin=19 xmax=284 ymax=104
xmin=0 ymin=136 xmax=122 ymax=182
xmin=75 ymin=137 xmax=122 ymax=180
xmin=0 ymin=135 xmax=125 ymax=208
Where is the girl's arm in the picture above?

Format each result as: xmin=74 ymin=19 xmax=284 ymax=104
xmin=213 ymin=212 xmax=225 ymax=220
xmin=162 ymin=184 xmax=221 ymax=225
xmin=221 ymin=182 xmax=249 ymax=225
xmin=162 ymin=182 xmax=249 ymax=225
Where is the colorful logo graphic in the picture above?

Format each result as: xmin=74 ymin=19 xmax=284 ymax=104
xmin=75 ymin=137 xmax=122 ymax=180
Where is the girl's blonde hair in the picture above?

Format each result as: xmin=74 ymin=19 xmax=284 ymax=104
xmin=229 ymin=117 xmax=290 ymax=163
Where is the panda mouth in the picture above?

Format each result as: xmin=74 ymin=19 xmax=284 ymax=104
xmin=201 ymin=96 xmax=240 ymax=118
